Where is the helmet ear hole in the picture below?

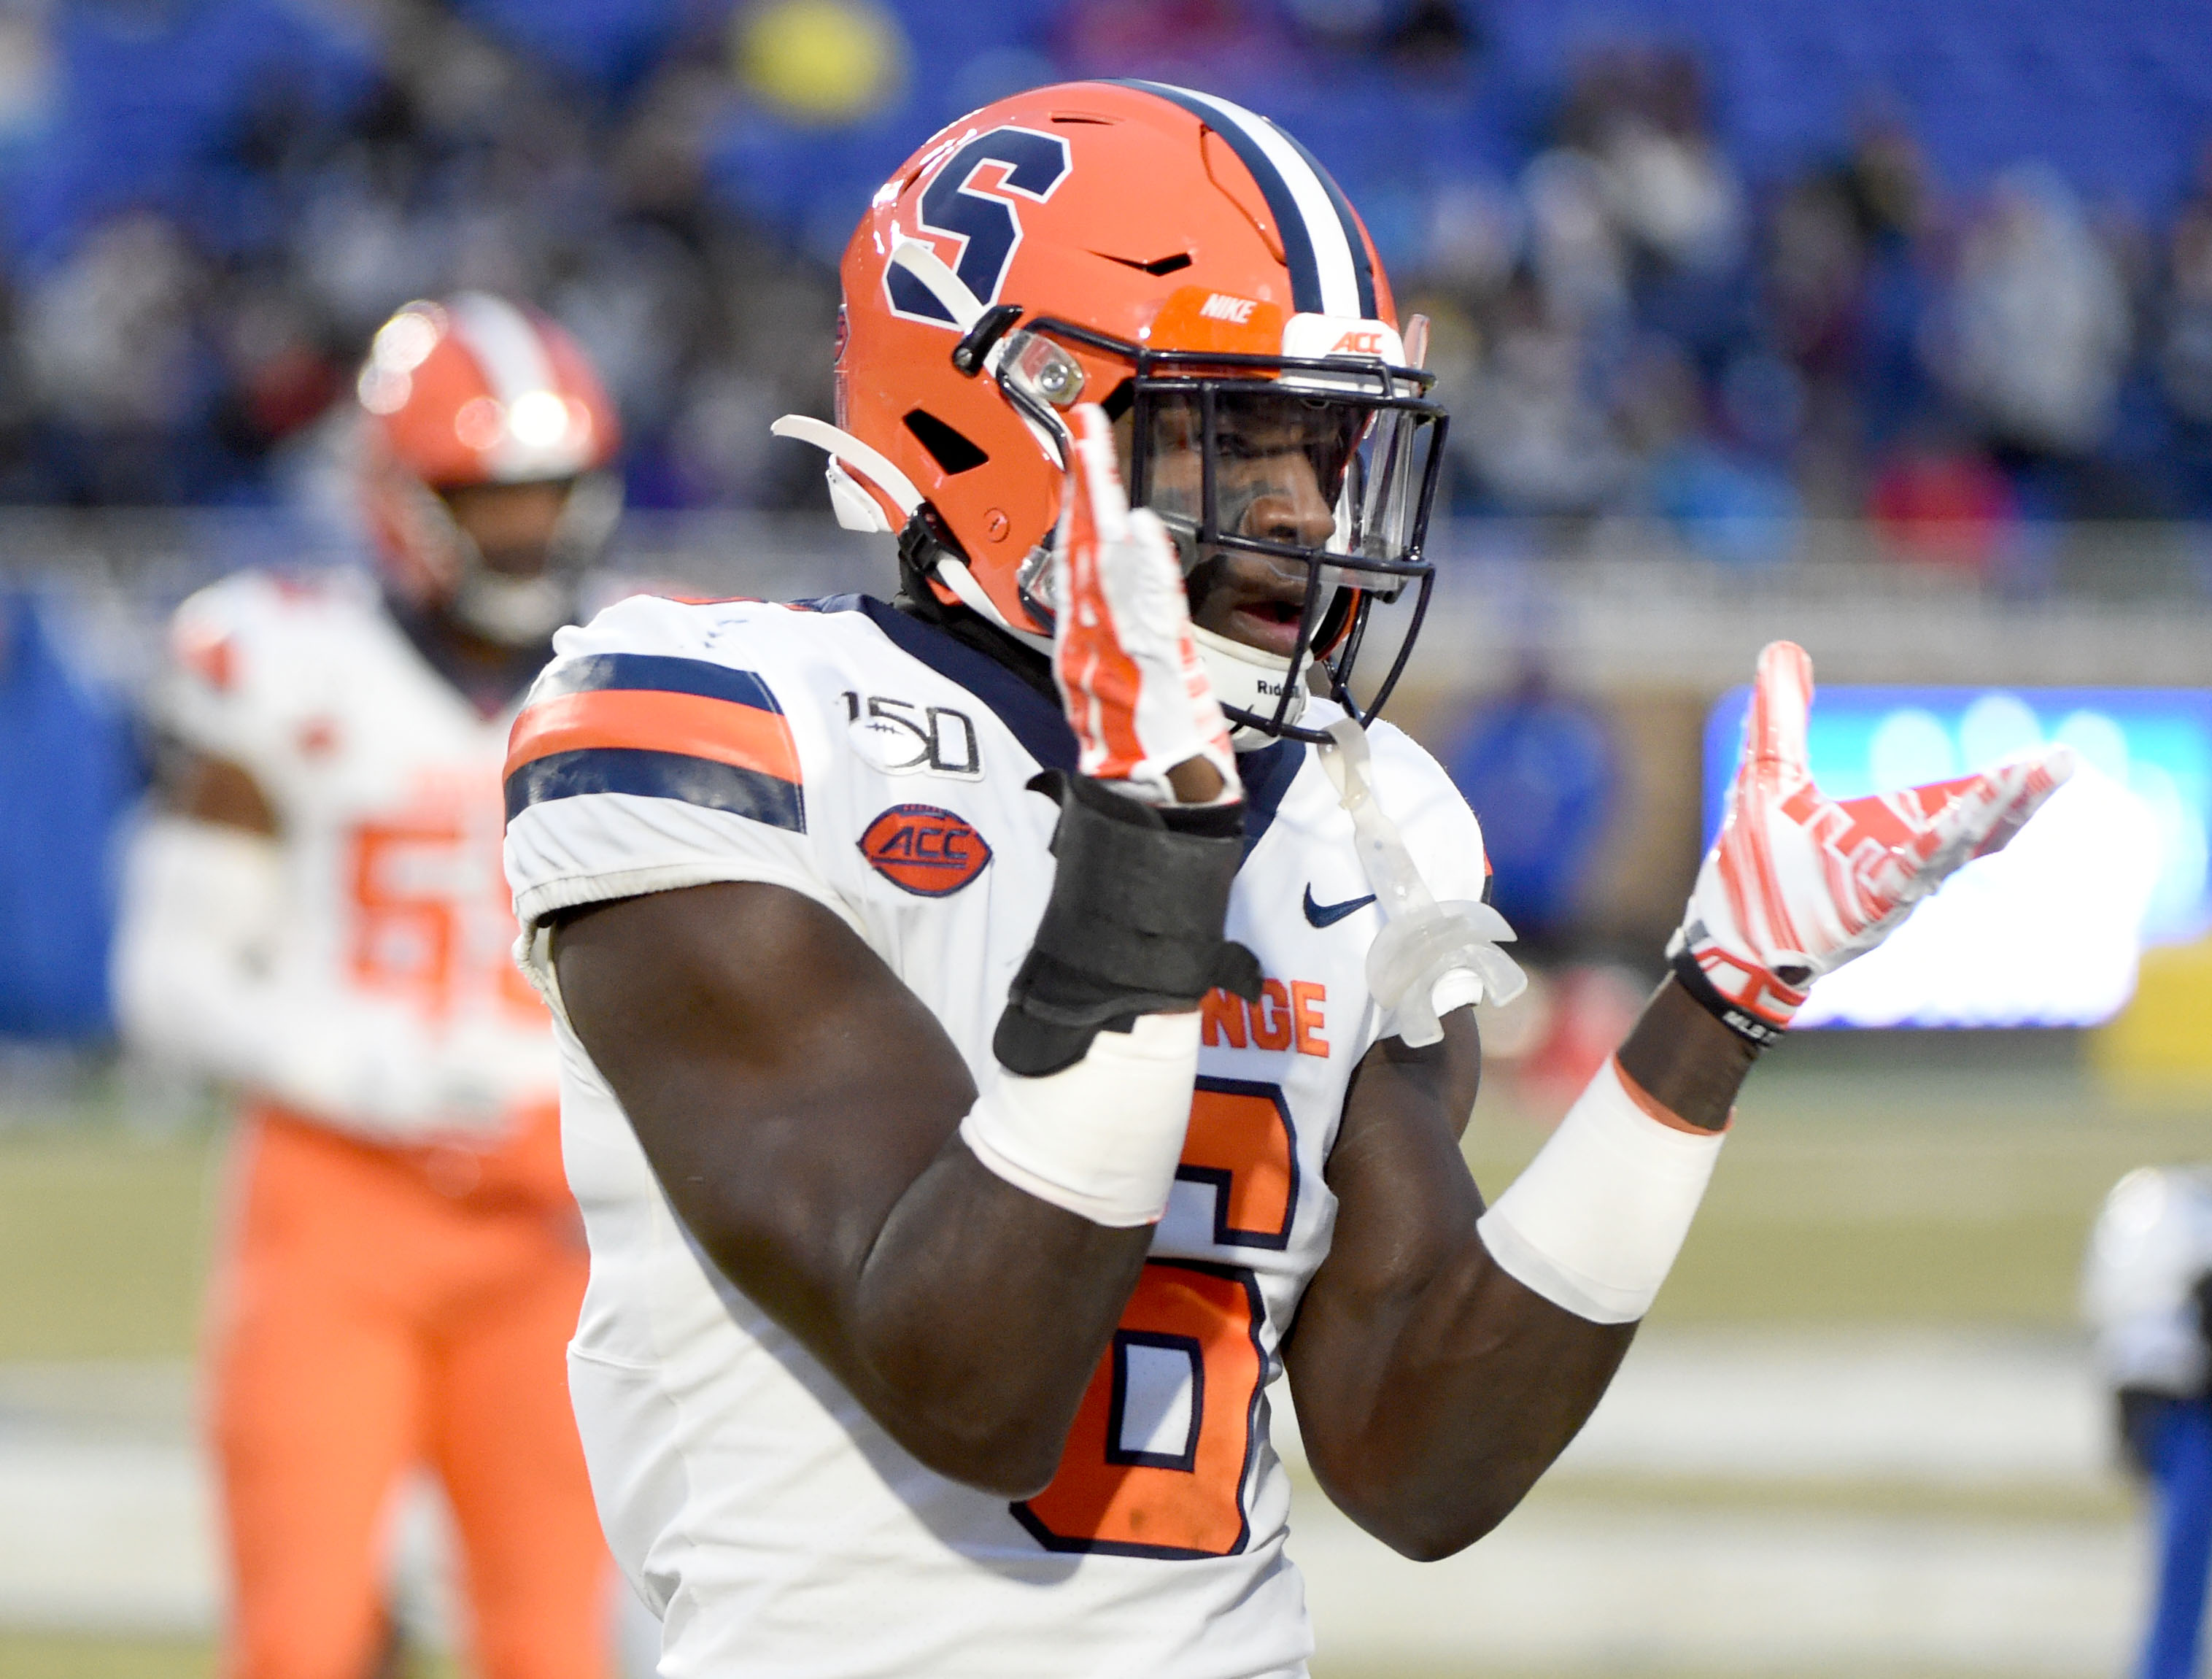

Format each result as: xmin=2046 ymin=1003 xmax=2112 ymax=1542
xmin=902 ymin=409 xmax=989 ymax=476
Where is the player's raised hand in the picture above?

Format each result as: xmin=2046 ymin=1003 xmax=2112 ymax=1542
xmin=1052 ymin=404 xmax=1240 ymax=806
xmin=1669 ymin=641 xmax=2073 ymax=1045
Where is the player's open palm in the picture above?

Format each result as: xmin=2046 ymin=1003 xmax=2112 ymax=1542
xmin=1052 ymin=404 xmax=1239 ymax=805
xmin=1673 ymin=640 xmax=2073 ymax=1042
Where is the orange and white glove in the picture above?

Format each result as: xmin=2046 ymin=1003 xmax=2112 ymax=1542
xmin=1052 ymin=404 xmax=1240 ymax=806
xmin=1669 ymin=641 xmax=2074 ymax=1046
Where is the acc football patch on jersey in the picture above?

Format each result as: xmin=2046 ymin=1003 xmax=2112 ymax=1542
xmin=858 ymin=803 xmax=991 ymax=896
xmin=503 ymin=653 xmax=804 ymax=833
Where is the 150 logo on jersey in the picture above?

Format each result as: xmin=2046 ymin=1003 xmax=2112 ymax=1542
xmin=841 ymin=692 xmax=982 ymax=779
xmin=858 ymin=803 xmax=992 ymax=896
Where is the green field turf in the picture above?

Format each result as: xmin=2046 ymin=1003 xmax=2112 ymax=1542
xmin=1468 ymin=1043 xmax=2212 ymax=1329
xmin=6 ymin=1048 xmax=2208 ymax=1361
xmin=2 ymin=1043 xmax=2205 ymax=1678
xmin=0 ymin=1125 xmax=217 ymax=1362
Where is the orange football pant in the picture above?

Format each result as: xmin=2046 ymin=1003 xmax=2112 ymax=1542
xmin=208 ymin=1103 xmax=612 ymax=1679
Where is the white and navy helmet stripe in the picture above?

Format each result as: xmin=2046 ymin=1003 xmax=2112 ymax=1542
xmin=1114 ymin=80 xmax=1377 ymax=320
xmin=449 ymin=292 xmax=558 ymax=409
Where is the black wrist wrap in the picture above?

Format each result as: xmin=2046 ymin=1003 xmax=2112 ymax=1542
xmin=994 ymin=773 xmax=1264 ymax=1076
xmin=1667 ymin=943 xmax=1784 ymax=1051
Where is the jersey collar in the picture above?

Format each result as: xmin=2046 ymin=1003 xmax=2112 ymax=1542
xmin=810 ymin=593 xmax=1303 ymax=862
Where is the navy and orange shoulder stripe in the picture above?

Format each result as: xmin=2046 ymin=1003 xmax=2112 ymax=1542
xmin=503 ymin=652 xmax=804 ymax=833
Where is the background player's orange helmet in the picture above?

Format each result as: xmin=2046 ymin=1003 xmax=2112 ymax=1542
xmin=357 ymin=293 xmax=624 ymax=646
xmin=795 ymin=80 xmax=1446 ymax=741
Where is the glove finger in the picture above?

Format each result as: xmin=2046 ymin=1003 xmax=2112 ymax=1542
xmin=1065 ymin=403 xmax=1130 ymax=547
xmin=1745 ymin=641 xmax=1814 ymax=775
xmin=1965 ymin=743 xmax=2076 ymax=860
xmin=1900 ymin=744 xmax=2077 ymax=894
xmin=1123 ymin=506 xmax=1194 ymax=608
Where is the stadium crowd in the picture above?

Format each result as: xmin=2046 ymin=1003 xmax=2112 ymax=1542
xmin=1 ymin=0 xmax=2211 ymax=579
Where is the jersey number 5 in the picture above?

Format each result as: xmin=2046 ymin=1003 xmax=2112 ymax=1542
xmin=1010 ymin=1078 xmax=1296 ymax=1561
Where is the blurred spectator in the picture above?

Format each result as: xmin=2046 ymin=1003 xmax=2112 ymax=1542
xmin=1453 ymin=269 xmax=1631 ymax=514
xmin=1868 ymin=430 xmax=2019 ymax=574
xmin=1620 ymin=337 xmax=1800 ymax=564
xmin=1439 ymin=656 xmax=1616 ymax=953
xmin=1560 ymin=46 xmax=1743 ymax=282
xmin=1 ymin=0 xmax=2212 ymax=551
xmin=2157 ymin=147 xmax=2212 ymax=518
xmin=1938 ymin=167 xmax=2132 ymax=471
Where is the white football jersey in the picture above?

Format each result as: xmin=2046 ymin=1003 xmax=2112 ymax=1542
xmin=503 ymin=593 xmax=1490 ymax=1679
xmin=162 ymin=568 xmax=557 ymax=1137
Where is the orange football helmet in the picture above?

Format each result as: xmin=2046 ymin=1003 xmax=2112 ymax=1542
xmin=357 ymin=293 xmax=624 ymax=646
xmin=784 ymin=79 xmax=1445 ymax=742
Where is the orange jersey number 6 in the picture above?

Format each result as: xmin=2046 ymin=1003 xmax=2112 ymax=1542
xmin=1011 ymin=1078 xmax=1296 ymax=1560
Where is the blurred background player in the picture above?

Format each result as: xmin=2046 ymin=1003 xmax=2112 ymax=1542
xmin=2087 ymin=1167 xmax=2212 ymax=1679
xmin=112 ymin=293 xmax=623 ymax=1679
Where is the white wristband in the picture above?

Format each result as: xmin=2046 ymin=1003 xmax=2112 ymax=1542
xmin=959 ymin=1011 xmax=1201 ymax=1227
xmin=1476 ymin=1056 xmax=1726 ymax=1324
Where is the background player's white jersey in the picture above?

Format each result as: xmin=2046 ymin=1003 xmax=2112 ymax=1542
xmin=161 ymin=568 xmax=557 ymax=1137
xmin=503 ymin=593 xmax=1490 ymax=1679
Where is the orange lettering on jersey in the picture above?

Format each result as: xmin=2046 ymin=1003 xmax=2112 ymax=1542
xmin=1199 ymin=987 xmax=1248 ymax=1049
xmin=1201 ymin=979 xmax=1327 ymax=1058
xmin=1250 ymin=981 xmax=1293 ymax=1051
xmin=1290 ymin=980 xmax=1328 ymax=1057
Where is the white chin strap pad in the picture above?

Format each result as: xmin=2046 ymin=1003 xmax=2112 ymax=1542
xmin=1191 ymin=625 xmax=1304 ymax=737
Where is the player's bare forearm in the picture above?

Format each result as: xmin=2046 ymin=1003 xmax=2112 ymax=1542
xmin=552 ymin=880 xmax=1153 ymax=1497
xmin=1614 ymin=976 xmax=1757 ymax=1132
xmin=1288 ymin=981 xmax=1749 ymax=1560
xmin=1286 ymin=1013 xmax=1628 ymax=1556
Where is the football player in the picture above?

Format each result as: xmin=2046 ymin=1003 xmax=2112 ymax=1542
xmin=502 ymin=82 xmax=2073 ymax=1676
xmin=2086 ymin=1167 xmax=2212 ymax=1679
xmin=115 ymin=293 xmax=624 ymax=1679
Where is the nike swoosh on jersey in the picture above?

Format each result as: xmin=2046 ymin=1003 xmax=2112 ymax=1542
xmin=1302 ymin=885 xmax=1377 ymax=928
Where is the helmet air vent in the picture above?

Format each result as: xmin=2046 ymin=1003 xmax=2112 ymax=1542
xmin=1094 ymin=250 xmax=1194 ymax=277
xmin=903 ymin=409 xmax=989 ymax=476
